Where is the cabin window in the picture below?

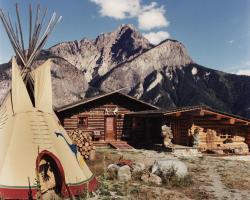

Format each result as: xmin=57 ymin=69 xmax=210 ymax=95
xmin=220 ymin=135 xmax=227 ymax=139
xmin=218 ymin=128 xmax=234 ymax=139
xmin=78 ymin=116 xmax=88 ymax=128
xmin=228 ymin=134 xmax=233 ymax=139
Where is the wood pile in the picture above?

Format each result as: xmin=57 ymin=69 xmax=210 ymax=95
xmin=68 ymin=130 xmax=96 ymax=160
xmin=189 ymin=124 xmax=249 ymax=154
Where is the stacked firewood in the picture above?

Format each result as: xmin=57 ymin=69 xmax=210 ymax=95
xmin=68 ymin=130 xmax=96 ymax=160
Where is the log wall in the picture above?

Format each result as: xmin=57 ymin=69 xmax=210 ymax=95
xmin=61 ymin=103 xmax=132 ymax=141
xmin=191 ymin=124 xmax=249 ymax=153
xmin=166 ymin=116 xmax=250 ymax=154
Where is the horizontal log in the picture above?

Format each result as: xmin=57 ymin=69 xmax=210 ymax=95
xmin=64 ymin=126 xmax=78 ymax=129
xmin=88 ymin=121 xmax=105 ymax=124
xmin=64 ymin=121 xmax=77 ymax=123
xmin=88 ymin=123 xmax=104 ymax=126
xmin=64 ymin=123 xmax=78 ymax=126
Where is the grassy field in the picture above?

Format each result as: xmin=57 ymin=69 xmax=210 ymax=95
xmin=86 ymin=149 xmax=250 ymax=200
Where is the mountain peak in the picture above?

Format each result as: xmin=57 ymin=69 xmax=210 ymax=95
xmin=95 ymin=23 xmax=149 ymax=46
xmin=49 ymin=24 xmax=152 ymax=82
xmin=117 ymin=23 xmax=136 ymax=31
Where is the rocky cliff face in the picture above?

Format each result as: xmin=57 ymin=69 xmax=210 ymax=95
xmin=91 ymin=39 xmax=193 ymax=92
xmin=89 ymin=37 xmax=250 ymax=117
xmin=0 ymin=55 xmax=89 ymax=108
xmin=0 ymin=24 xmax=250 ymax=118
xmin=49 ymin=24 xmax=152 ymax=82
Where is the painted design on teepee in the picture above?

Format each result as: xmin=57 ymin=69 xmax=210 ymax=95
xmin=0 ymin=4 xmax=98 ymax=199
xmin=36 ymin=150 xmax=66 ymax=197
xmin=55 ymin=131 xmax=79 ymax=160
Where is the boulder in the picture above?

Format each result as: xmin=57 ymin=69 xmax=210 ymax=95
xmin=107 ymin=164 xmax=120 ymax=179
xmin=141 ymin=173 xmax=162 ymax=186
xmin=131 ymin=162 xmax=146 ymax=174
xmin=117 ymin=165 xmax=131 ymax=181
xmin=151 ymin=159 xmax=188 ymax=178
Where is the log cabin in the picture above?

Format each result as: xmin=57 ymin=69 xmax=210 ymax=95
xmin=129 ymin=106 xmax=250 ymax=153
xmin=56 ymin=91 xmax=159 ymax=148
xmin=56 ymin=92 xmax=250 ymax=153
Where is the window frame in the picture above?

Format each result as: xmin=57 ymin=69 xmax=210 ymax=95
xmin=77 ymin=116 xmax=88 ymax=128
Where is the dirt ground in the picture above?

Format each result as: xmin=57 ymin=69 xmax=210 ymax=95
xmin=86 ymin=148 xmax=250 ymax=200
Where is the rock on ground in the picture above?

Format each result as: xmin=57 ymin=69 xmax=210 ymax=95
xmin=117 ymin=165 xmax=131 ymax=181
xmin=141 ymin=173 xmax=162 ymax=185
xmin=107 ymin=164 xmax=120 ymax=179
xmin=152 ymin=159 xmax=188 ymax=178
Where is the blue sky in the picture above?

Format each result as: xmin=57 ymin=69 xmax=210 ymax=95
xmin=0 ymin=0 xmax=249 ymax=75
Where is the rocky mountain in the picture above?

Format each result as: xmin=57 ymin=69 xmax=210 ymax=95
xmin=49 ymin=24 xmax=152 ymax=82
xmin=0 ymin=55 xmax=89 ymax=108
xmin=0 ymin=24 xmax=250 ymax=118
xmin=89 ymin=37 xmax=250 ymax=118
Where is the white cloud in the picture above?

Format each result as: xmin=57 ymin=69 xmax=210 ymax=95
xmin=138 ymin=2 xmax=169 ymax=30
xmin=90 ymin=0 xmax=140 ymax=19
xmin=143 ymin=31 xmax=170 ymax=45
xmin=236 ymin=69 xmax=250 ymax=76
xmin=90 ymin=0 xmax=170 ymax=31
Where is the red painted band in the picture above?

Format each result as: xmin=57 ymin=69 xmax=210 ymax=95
xmin=0 ymin=175 xmax=98 ymax=199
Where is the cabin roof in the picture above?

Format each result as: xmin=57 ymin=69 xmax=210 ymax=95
xmin=127 ymin=105 xmax=250 ymax=124
xmin=56 ymin=91 xmax=159 ymax=112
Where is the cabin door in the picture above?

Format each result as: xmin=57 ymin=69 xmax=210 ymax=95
xmin=171 ymin=120 xmax=181 ymax=144
xmin=105 ymin=116 xmax=116 ymax=140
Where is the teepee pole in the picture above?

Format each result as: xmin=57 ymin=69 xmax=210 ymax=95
xmin=28 ymin=5 xmax=40 ymax=57
xmin=26 ymin=14 xmax=61 ymax=68
xmin=15 ymin=4 xmax=25 ymax=58
xmin=28 ymin=4 xmax=32 ymax=50
xmin=0 ymin=9 xmax=25 ymax=65
xmin=0 ymin=4 xmax=61 ymax=71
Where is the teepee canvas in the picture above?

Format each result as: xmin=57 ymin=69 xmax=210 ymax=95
xmin=0 ymin=5 xmax=97 ymax=199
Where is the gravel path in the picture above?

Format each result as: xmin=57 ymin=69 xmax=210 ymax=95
xmin=201 ymin=159 xmax=250 ymax=200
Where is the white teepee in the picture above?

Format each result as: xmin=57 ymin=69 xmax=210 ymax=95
xmin=0 ymin=4 xmax=97 ymax=199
